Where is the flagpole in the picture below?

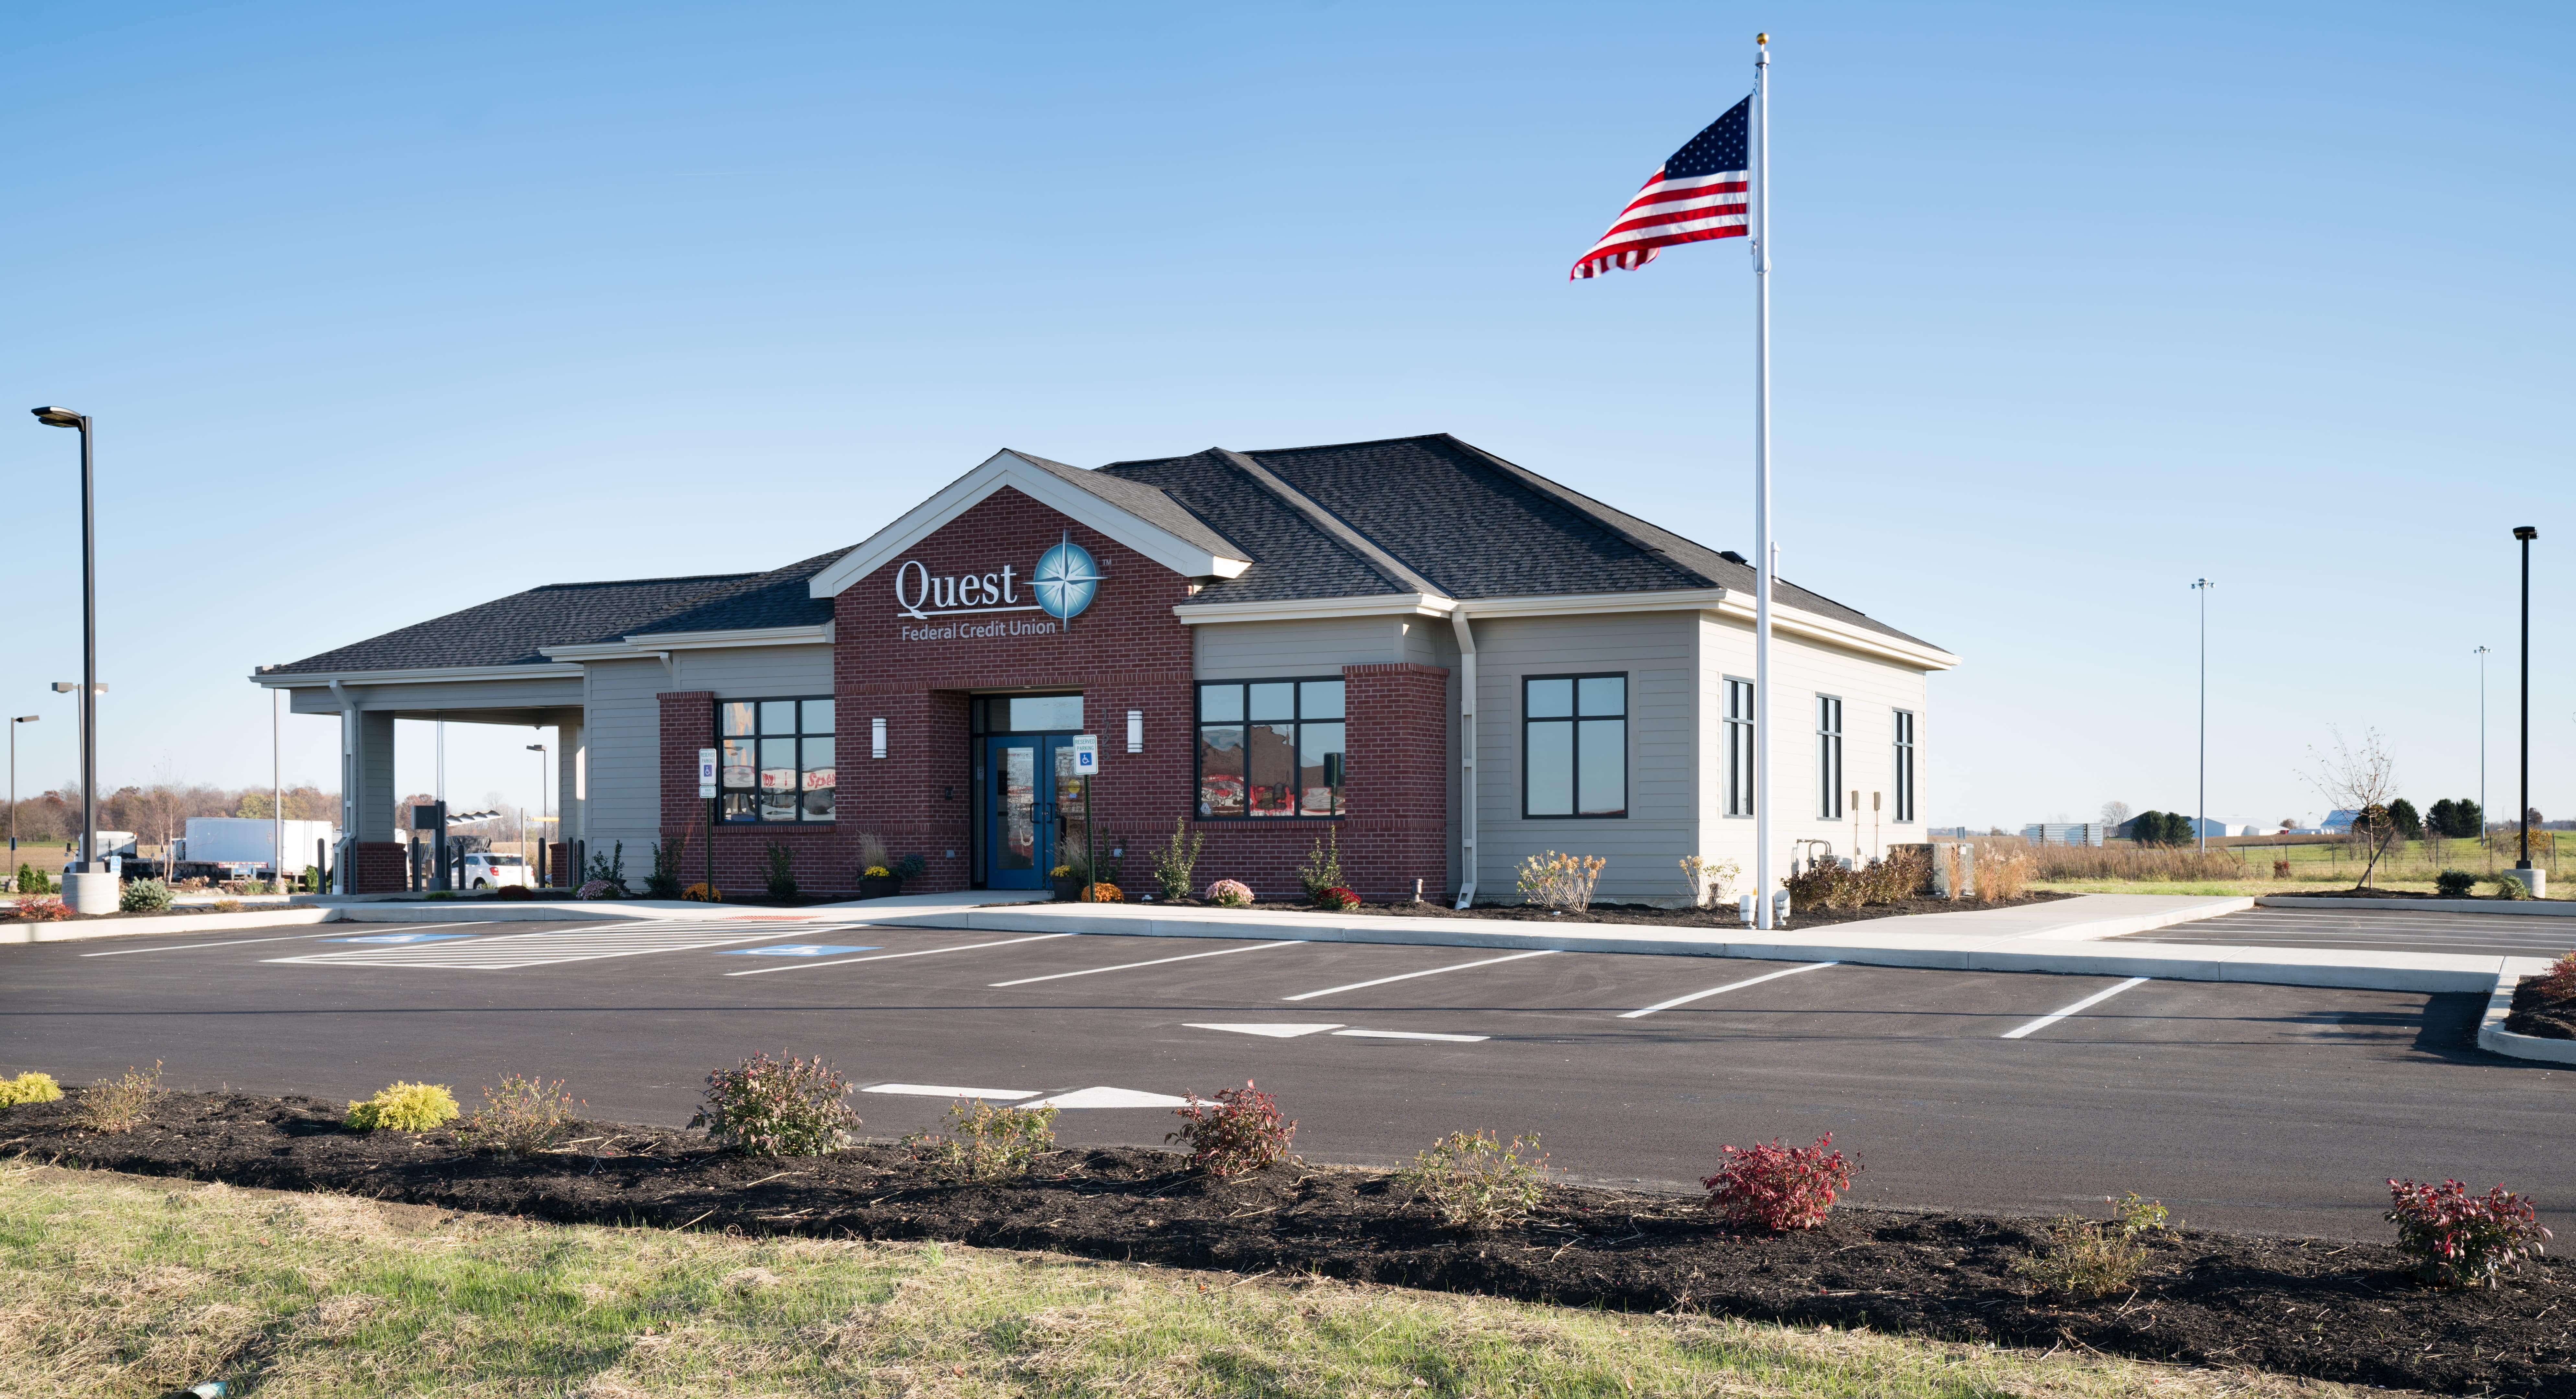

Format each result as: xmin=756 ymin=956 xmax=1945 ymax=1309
xmin=1751 ymin=33 xmax=1775 ymax=930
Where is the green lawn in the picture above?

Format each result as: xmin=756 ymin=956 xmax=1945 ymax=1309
xmin=0 ymin=1164 xmax=2385 ymax=1399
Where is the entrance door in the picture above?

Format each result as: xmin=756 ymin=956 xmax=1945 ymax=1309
xmin=981 ymin=734 xmax=1089 ymax=889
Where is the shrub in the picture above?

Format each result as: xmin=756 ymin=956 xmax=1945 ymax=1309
xmin=462 ymin=1074 xmax=583 ymax=1155
xmin=682 ymin=881 xmax=723 ymax=902
xmin=213 ymin=898 xmax=242 ymax=913
xmin=645 ymin=840 xmax=684 ymax=899
xmin=1079 ymin=881 xmax=1124 ymax=902
xmin=2436 ymin=870 xmax=2477 ymax=898
xmin=118 ymin=878 xmax=172 ymax=913
xmin=576 ymin=878 xmax=610 ymax=899
xmin=2495 ymin=874 xmax=2536 ymax=901
xmin=1153 ymin=818 xmax=1204 ymax=901
xmin=494 ymin=884 xmax=535 ymax=901
xmin=904 ymin=1099 xmax=1059 ymax=1181
xmin=1314 ymin=885 xmax=1360 ymax=911
xmin=1168 ymin=1080 xmax=1295 ymax=1177
xmin=0 ymin=1070 xmax=65 ymax=1108
xmin=2536 ymin=950 xmax=2576 ymax=1001
xmin=1857 ymin=848 xmax=1930 ymax=904
xmin=1974 ymin=844 xmax=2035 ymax=901
xmin=2386 ymin=1178 xmax=2552 ymax=1287
xmin=1784 ymin=860 xmax=1861 ymax=912
xmin=1207 ymin=879 xmax=1253 ymax=907
xmin=13 ymin=896 xmax=72 ymax=921
xmin=72 ymin=1062 xmax=161 ymax=1134
xmin=16 ymin=863 xmax=55 ymax=895
xmin=1297 ymin=830 xmax=1344 ymax=902
xmin=345 ymin=1081 xmax=461 ymax=1132
xmin=2012 ymin=1192 xmax=2172 ymax=1299
xmin=691 ymin=1052 xmax=857 ymax=1157
xmin=2273 ymin=859 xmax=2294 ymax=878
xmin=892 ymin=853 xmax=926 ymax=884
xmin=582 ymin=841 xmax=627 ymax=896
xmin=1679 ymin=855 xmax=1740 ymax=908
xmin=1400 ymin=1130 xmax=1549 ymax=1230
xmin=1701 ymin=1133 xmax=1857 ymax=1232
xmin=764 ymin=842 xmax=798 ymax=898
xmin=1517 ymin=852 xmax=1607 ymax=912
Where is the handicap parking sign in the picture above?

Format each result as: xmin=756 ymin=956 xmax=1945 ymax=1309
xmin=715 ymin=944 xmax=879 ymax=958
xmin=328 ymin=932 xmax=475 ymax=945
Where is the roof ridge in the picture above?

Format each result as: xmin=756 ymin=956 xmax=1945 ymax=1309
xmin=529 ymin=570 xmax=764 ymax=592
xmin=1429 ymin=436 xmax=1718 ymax=589
xmin=1215 ymin=448 xmax=1445 ymax=598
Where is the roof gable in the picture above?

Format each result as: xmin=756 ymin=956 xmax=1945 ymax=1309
xmin=806 ymin=449 xmax=1250 ymax=599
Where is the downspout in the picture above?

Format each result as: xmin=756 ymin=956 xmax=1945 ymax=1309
xmin=328 ymin=679 xmax=355 ymax=894
xmin=1449 ymin=608 xmax=1477 ymax=908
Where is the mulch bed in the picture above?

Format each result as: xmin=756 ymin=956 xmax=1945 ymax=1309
xmin=2268 ymin=889 xmax=2542 ymax=902
xmin=6 ymin=1090 xmax=2568 ymax=1396
xmin=1124 ymin=892 xmax=2074 ymax=929
xmin=2508 ymin=974 xmax=2576 ymax=1040
xmin=2 ymin=904 xmax=270 ymax=924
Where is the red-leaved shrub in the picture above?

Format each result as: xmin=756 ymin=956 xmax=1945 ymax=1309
xmin=1315 ymin=886 xmax=1360 ymax=911
xmin=2386 ymin=1178 xmax=2552 ymax=1287
xmin=1702 ymin=1133 xmax=1857 ymax=1231
xmin=2537 ymin=951 xmax=2576 ymax=1001
xmin=12 ymin=896 xmax=72 ymax=922
xmin=1167 ymin=1080 xmax=1295 ymax=1176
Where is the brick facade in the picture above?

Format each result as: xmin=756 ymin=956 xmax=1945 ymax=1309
xmin=652 ymin=484 xmax=1455 ymax=901
xmin=351 ymin=841 xmax=408 ymax=894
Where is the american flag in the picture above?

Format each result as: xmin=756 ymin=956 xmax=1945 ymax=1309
xmin=1569 ymin=97 xmax=1751 ymax=279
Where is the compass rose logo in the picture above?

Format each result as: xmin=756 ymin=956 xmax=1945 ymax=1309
xmin=1031 ymin=533 xmax=1102 ymax=622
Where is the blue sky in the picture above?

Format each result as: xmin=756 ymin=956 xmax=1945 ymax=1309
xmin=4 ymin=0 xmax=2568 ymax=832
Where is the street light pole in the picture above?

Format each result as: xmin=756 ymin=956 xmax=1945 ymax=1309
xmin=2474 ymin=645 xmax=2491 ymax=854
xmin=2192 ymin=578 xmax=2212 ymax=852
xmin=31 ymin=409 xmax=98 ymax=879
xmin=8 ymin=715 xmax=38 ymax=856
xmin=2513 ymin=527 xmax=2536 ymax=876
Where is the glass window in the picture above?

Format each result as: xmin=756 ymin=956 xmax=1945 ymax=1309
xmin=1816 ymin=695 xmax=1844 ymax=820
xmin=1196 ymin=678 xmax=1346 ymax=818
xmin=1723 ymin=678 xmax=1754 ymax=817
xmin=717 ymin=696 xmax=835 ymax=823
xmin=1893 ymin=709 xmax=1916 ymax=824
xmin=1524 ymin=674 xmax=1626 ymax=818
xmin=1003 ymin=694 xmax=1083 ymax=732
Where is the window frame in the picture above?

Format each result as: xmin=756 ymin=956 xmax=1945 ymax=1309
xmin=1520 ymin=672 xmax=1629 ymax=820
xmin=1722 ymin=676 xmax=1754 ymax=818
xmin=1892 ymin=708 xmax=1916 ymax=824
xmin=1815 ymin=694 xmax=1844 ymax=821
xmin=1193 ymin=676 xmax=1347 ymax=820
xmin=716 ymin=694 xmax=837 ymax=824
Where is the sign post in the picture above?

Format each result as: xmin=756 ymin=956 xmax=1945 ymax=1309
xmin=698 ymin=748 xmax=718 ymax=898
xmin=1072 ymin=735 xmax=1099 ymax=896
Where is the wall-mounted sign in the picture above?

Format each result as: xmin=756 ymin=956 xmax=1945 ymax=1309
xmin=893 ymin=531 xmax=1102 ymax=629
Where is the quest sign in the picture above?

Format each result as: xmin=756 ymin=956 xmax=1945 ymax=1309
xmin=895 ymin=531 xmax=1102 ymax=644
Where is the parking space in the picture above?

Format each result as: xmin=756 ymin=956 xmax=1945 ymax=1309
xmin=5 ymin=913 xmax=2567 ymax=1241
xmin=2131 ymin=904 xmax=2576 ymax=958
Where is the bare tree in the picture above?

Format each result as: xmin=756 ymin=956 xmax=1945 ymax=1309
xmin=2304 ymin=727 xmax=2399 ymax=889
xmin=2100 ymin=800 xmax=2133 ymax=830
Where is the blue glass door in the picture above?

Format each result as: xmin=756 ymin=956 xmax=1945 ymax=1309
xmin=982 ymin=734 xmax=1086 ymax=890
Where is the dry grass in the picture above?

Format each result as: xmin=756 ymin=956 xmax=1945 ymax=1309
xmin=2028 ymin=833 xmax=2571 ymax=898
xmin=0 ymin=1164 xmax=2417 ymax=1399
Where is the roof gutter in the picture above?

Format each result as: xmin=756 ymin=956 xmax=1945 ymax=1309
xmin=1450 ymin=607 xmax=1477 ymax=909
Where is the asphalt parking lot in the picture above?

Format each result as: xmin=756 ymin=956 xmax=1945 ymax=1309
xmin=6 ymin=909 xmax=2568 ymax=1241
xmin=2130 ymin=904 xmax=2576 ymax=959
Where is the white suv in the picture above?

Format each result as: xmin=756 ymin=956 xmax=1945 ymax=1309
xmin=462 ymin=853 xmax=533 ymax=890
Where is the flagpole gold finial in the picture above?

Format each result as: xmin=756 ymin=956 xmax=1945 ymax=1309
xmin=1756 ymin=32 xmax=1767 ymax=44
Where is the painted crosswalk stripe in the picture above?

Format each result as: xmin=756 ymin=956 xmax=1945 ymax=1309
xmin=1618 ymin=961 xmax=1837 ymax=1018
xmin=989 ymin=940 xmax=1301 ymax=988
xmin=2001 ymin=977 xmax=2151 ymax=1039
xmin=265 ymin=919 xmax=876 ymax=970
xmin=81 ymin=924 xmax=475 ymax=957
xmin=721 ymin=933 xmax=1074 ymax=977
xmin=1282 ymin=949 xmax=1557 ymax=1002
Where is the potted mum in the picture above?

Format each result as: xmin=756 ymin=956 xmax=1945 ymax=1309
xmin=859 ymin=865 xmax=899 ymax=899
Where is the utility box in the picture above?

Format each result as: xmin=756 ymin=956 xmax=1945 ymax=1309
xmin=177 ymin=818 xmax=339 ymax=874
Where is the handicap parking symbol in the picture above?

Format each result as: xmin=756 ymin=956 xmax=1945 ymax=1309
xmin=327 ymin=932 xmax=475 ymax=945
xmin=716 ymin=944 xmax=880 ymax=958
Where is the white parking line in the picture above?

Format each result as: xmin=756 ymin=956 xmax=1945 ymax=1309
xmin=268 ymin=919 xmax=851 ymax=970
xmin=862 ymin=1083 xmax=1038 ymax=1100
xmin=79 ymin=923 xmax=476 ymax=957
xmin=1332 ymin=1029 xmax=1488 ymax=1042
xmin=1282 ymin=949 xmax=1557 ymax=1002
xmin=988 ymin=939 xmax=1302 ymax=988
xmin=1617 ymin=961 xmax=1837 ymax=1018
xmin=721 ymin=932 xmax=1074 ymax=977
xmin=2002 ymin=977 xmax=2151 ymax=1039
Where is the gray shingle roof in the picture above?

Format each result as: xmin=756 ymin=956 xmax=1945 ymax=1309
xmin=273 ymin=435 xmax=1935 ymax=677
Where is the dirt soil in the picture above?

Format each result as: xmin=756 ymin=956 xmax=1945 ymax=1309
xmin=5 ymin=1090 xmax=2568 ymax=1397
xmin=1126 ymin=892 xmax=2074 ymax=928
xmin=2507 ymin=975 xmax=2576 ymax=1040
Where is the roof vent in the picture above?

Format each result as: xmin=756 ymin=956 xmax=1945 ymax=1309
xmin=1718 ymin=550 xmax=1748 ymax=564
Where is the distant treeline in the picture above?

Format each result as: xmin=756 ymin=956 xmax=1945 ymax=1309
xmin=1 ymin=784 xmax=338 ymax=849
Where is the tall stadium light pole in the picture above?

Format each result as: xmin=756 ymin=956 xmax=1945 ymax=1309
xmin=2192 ymin=578 xmax=2212 ymax=852
xmin=2475 ymin=645 xmax=2491 ymax=843
xmin=2513 ymin=527 xmax=2536 ymax=874
xmin=8 ymin=715 xmax=38 ymax=854
xmin=31 ymin=408 xmax=99 ymax=875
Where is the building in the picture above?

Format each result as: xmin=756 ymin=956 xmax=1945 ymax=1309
xmin=253 ymin=435 xmax=1957 ymax=905
xmin=2020 ymin=823 xmax=2108 ymax=847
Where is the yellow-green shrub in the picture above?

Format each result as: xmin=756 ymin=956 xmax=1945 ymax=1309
xmin=0 ymin=1070 xmax=64 ymax=1108
xmin=345 ymin=1081 xmax=460 ymax=1132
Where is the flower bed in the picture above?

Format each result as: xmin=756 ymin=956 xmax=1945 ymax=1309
xmin=1132 ymin=892 xmax=2073 ymax=928
xmin=2 ymin=1088 xmax=2567 ymax=1396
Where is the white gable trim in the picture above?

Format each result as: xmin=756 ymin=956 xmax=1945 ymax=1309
xmin=809 ymin=450 xmax=1251 ymax=599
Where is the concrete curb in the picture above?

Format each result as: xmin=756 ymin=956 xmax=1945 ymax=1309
xmin=2257 ymin=895 xmax=2576 ymax=917
xmin=2477 ymin=959 xmax=2576 ymax=1066
xmin=2021 ymin=896 xmax=2257 ymax=941
xmin=0 ymin=907 xmax=339 ymax=945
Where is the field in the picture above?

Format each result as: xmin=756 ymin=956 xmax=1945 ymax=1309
xmin=2028 ymin=832 xmax=2570 ymax=898
xmin=0 ymin=1164 xmax=2394 ymax=1399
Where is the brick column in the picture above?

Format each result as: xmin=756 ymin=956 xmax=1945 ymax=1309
xmin=1343 ymin=662 xmax=1452 ymax=901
